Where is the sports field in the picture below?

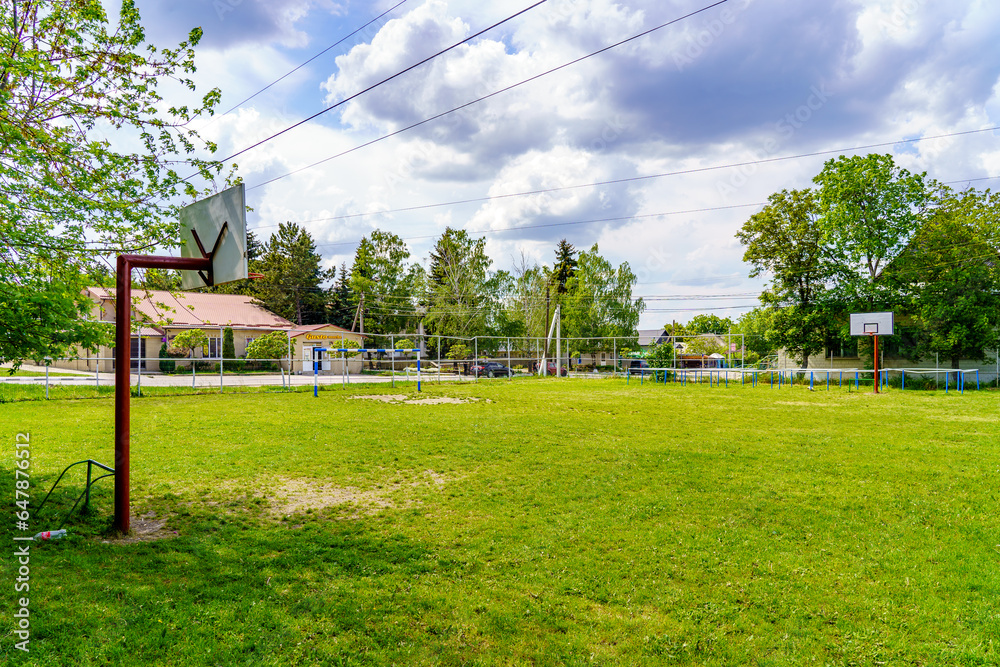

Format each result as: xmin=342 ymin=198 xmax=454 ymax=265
xmin=2 ymin=379 xmax=998 ymax=665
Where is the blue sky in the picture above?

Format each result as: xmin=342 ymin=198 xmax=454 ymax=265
xmin=134 ymin=0 xmax=1000 ymax=328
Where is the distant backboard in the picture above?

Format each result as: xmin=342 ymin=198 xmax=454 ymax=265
xmin=850 ymin=311 xmax=894 ymax=336
xmin=179 ymin=184 xmax=247 ymax=290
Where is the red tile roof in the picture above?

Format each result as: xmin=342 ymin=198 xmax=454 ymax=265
xmin=89 ymin=288 xmax=293 ymax=330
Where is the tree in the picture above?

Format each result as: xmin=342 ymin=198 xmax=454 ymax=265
xmin=245 ymin=331 xmax=289 ymax=361
xmin=552 ymin=239 xmax=578 ymax=295
xmin=563 ymin=244 xmax=644 ymax=365
xmin=736 ymin=189 xmax=832 ymax=367
xmin=350 ymin=231 xmax=420 ymax=335
xmin=814 ymin=154 xmax=940 ymax=310
xmin=645 ymin=341 xmax=676 ymax=380
xmin=222 ymin=327 xmax=235 ymax=361
xmin=887 ymin=188 xmax=1000 ymax=369
xmin=170 ymin=329 xmax=208 ymax=359
xmin=425 ymin=228 xmax=506 ymax=340
xmin=686 ymin=314 xmax=734 ymax=334
xmin=685 ymin=335 xmax=726 ymax=358
xmin=257 ymin=223 xmax=333 ymax=326
xmin=507 ymin=251 xmax=550 ymax=340
xmin=733 ymin=308 xmax=776 ymax=366
xmin=1 ymin=1 xmax=226 ymax=369
xmin=327 ymin=263 xmax=355 ymax=330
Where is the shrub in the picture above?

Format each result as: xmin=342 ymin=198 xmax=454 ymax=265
xmin=223 ymin=327 xmax=235 ymax=361
xmin=158 ymin=344 xmax=175 ymax=373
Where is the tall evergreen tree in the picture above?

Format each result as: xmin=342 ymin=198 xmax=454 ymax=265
xmin=425 ymin=228 xmax=510 ymax=345
xmin=349 ymin=231 xmax=420 ymax=335
xmin=552 ymin=239 xmax=578 ymax=295
xmin=327 ymin=263 xmax=356 ymax=330
xmin=257 ymin=223 xmax=332 ymax=326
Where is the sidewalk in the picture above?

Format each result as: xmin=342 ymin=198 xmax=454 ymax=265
xmin=1 ymin=364 xmax=473 ymax=388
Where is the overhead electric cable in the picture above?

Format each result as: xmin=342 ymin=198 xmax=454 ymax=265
xmin=203 ymin=0 xmax=551 ymax=171
xmin=252 ymin=128 xmax=1000 ymax=226
xmin=203 ymin=0 xmax=411 ymax=128
xmin=246 ymin=0 xmax=732 ymax=191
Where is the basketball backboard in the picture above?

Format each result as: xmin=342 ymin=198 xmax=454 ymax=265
xmin=179 ymin=184 xmax=248 ymax=290
xmin=850 ymin=311 xmax=894 ymax=336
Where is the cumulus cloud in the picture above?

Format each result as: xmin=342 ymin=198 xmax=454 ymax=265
xmin=155 ymin=0 xmax=1000 ymax=327
xmin=135 ymin=0 xmax=317 ymax=50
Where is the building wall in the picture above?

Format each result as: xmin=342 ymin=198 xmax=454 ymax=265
xmin=292 ymin=328 xmax=365 ymax=375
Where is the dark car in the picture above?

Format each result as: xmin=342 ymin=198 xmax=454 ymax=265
xmin=625 ymin=359 xmax=651 ymax=375
xmin=471 ymin=361 xmax=514 ymax=378
xmin=536 ymin=361 xmax=568 ymax=377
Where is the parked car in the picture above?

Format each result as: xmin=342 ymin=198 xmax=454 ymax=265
xmin=625 ymin=359 xmax=652 ymax=375
xmin=536 ymin=361 xmax=568 ymax=377
xmin=470 ymin=361 xmax=514 ymax=378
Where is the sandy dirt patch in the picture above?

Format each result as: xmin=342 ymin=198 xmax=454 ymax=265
xmin=102 ymin=511 xmax=175 ymax=544
xmin=350 ymin=394 xmax=479 ymax=405
xmin=269 ymin=470 xmax=452 ymax=517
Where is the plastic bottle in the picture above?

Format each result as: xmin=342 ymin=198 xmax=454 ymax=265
xmin=33 ymin=529 xmax=67 ymax=541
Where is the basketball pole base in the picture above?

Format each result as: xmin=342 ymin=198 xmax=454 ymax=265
xmin=872 ymin=333 xmax=879 ymax=394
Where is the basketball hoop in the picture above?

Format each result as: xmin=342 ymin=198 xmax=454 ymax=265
xmin=850 ymin=312 xmax=894 ymax=394
xmin=249 ymin=272 xmax=264 ymax=279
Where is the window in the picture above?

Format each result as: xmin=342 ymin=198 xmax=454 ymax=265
xmin=826 ymin=335 xmax=858 ymax=359
xmin=208 ymin=337 xmax=222 ymax=359
xmin=111 ymin=337 xmax=146 ymax=369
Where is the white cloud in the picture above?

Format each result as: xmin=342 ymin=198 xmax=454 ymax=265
xmin=144 ymin=0 xmax=1000 ymax=327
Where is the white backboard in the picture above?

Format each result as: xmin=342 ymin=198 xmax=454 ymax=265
xmin=179 ymin=184 xmax=248 ymax=290
xmin=850 ymin=311 xmax=894 ymax=336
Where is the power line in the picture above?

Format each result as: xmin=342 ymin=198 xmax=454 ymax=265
xmin=253 ymin=133 xmax=1000 ymax=233
xmin=203 ymin=1 xmax=551 ymax=172
xmin=246 ymin=0 xmax=734 ymax=191
xmin=309 ymin=203 xmax=765 ymax=250
xmin=200 ymin=0 xmax=411 ymax=131
xmin=296 ymin=172 xmax=1000 ymax=251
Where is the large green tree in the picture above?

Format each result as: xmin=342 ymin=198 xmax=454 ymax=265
xmin=257 ymin=223 xmax=332 ymax=326
xmin=425 ymin=228 xmax=510 ymax=345
xmin=349 ymin=230 xmax=421 ymax=336
xmin=814 ymin=154 xmax=940 ymax=310
xmin=552 ymin=239 xmax=578 ymax=295
xmin=686 ymin=314 xmax=734 ymax=335
xmin=327 ymin=262 xmax=355 ymax=330
xmin=1 ymin=0 xmax=226 ymax=368
xmin=507 ymin=253 xmax=550 ymax=340
xmin=736 ymin=189 xmax=832 ymax=367
xmin=887 ymin=188 xmax=1000 ymax=369
xmin=563 ymin=244 xmax=644 ymax=364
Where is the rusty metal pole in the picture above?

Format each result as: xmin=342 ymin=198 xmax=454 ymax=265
xmin=114 ymin=254 xmax=211 ymax=534
xmin=114 ymin=255 xmax=131 ymax=533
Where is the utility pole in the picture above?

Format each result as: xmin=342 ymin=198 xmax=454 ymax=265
xmin=544 ymin=284 xmax=551 ymax=358
xmin=555 ymin=305 xmax=561 ymax=377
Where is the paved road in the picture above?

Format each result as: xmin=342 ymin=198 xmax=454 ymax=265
xmin=1 ymin=363 xmax=484 ymax=388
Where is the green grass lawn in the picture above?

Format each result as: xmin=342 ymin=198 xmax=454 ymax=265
xmin=0 ymin=369 xmax=87 ymax=378
xmin=1 ymin=379 xmax=999 ymax=665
